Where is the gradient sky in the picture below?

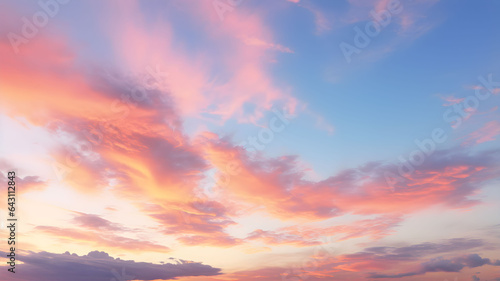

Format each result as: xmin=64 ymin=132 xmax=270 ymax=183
xmin=1 ymin=0 xmax=500 ymax=280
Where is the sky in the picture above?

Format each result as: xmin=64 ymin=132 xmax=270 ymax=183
xmin=0 ymin=0 xmax=500 ymax=280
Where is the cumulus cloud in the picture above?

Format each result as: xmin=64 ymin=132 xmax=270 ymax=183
xmin=146 ymin=200 xmax=242 ymax=247
xmin=146 ymin=238 xmax=496 ymax=281
xmin=456 ymin=254 xmax=492 ymax=268
xmin=0 ymin=250 xmax=221 ymax=281
xmin=0 ymin=169 xmax=47 ymax=203
xmin=421 ymin=257 xmax=466 ymax=273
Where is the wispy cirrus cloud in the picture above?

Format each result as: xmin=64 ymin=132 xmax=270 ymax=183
xmin=71 ymin=212 xmax=135 ymax=232
xmin=463 ymin=121 xmax=500 ymax=145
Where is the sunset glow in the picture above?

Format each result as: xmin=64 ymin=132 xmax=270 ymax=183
xmin=1 ymin=1 xmax=500 ymax=281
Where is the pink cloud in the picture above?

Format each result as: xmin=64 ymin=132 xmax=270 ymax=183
xmin=441 ymin=95 xmax=465 ymax=106
xmin=0 ymin=250 xmax=221 ymax=281
xmin=463 ymin=121 xmax=500 ymax=145
xmin=203 ymin=134 xmax=500 ymax=220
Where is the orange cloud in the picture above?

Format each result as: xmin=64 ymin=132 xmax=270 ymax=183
xmin=202 ymin=134 xmax=500 ymax=220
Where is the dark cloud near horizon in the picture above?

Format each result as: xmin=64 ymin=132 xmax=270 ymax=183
xmin=0 ymin=250 xmax=221 ymax=281
xmin=346 ymin=238 xmax=496 ymax=279
xmin=369 ymin=254 xmax=500 ymax=279
xmin=357 ymin=238 xmax=485 ymax=261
